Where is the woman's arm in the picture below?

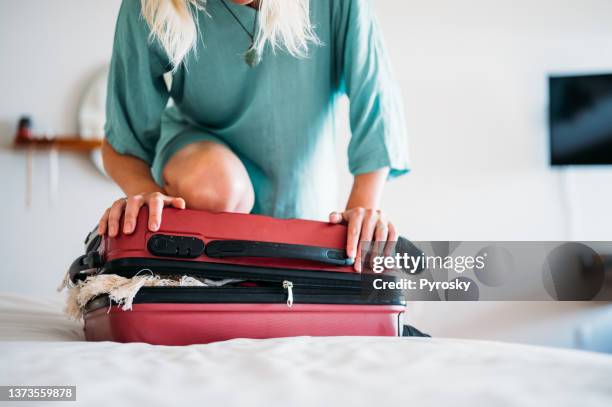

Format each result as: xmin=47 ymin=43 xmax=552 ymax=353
xmin=329 ymin=167 xmax=397 ymax=271
xmin=330 ymin=0 xmax=409 ymax=270
xmin=102 ymin=140 xmax=162 ymax=197
xmin=99 ymin=140 xmax=185 ymax=237
xmin=99 ymin=2 xmax=182 ymax=237
xmin=345 ymin=168 xmax=389 ymax=210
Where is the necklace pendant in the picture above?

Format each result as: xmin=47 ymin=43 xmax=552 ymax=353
xmin=245 ymin=47 xmax=261 ymax=68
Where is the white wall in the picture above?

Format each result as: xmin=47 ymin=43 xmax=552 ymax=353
xmin=1 ymin=0 xmax=611 ymax=350
xmin=0 ymin=0 xmax=123 ymax=295
xmin=374 ymin=0 xmax=612 ymax=241
xmin=370 ymin=0 xmax=612 ymax=350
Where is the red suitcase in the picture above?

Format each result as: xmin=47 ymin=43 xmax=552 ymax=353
xmin=69 ymin=208 xmax=406 ymax=345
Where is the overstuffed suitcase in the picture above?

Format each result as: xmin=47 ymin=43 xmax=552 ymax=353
xmin=68 ymin=208 xmax=410 ymax=345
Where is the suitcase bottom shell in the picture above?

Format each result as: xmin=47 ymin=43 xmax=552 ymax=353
xmin=84 ymin=303 xmax=405 ymax=345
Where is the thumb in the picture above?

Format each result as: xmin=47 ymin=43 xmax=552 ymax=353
xmin=329 ymin=211 xmax=344 ymax=224
xmin=171 ymin=197 xmax=186 ymax=209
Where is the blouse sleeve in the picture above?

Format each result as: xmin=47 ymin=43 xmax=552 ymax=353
xmin=104 ymin=0 xmax=171 ymax=165
xmin=333 ymin=0 xmax=410 ymax=178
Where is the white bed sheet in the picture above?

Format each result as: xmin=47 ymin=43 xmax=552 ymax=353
xmin=1 ymin=293 xmax=612 ymax=407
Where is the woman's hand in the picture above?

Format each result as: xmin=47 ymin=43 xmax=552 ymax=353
xmin=329 ymin=208 xmax=397 ymax=272
xmin=98 ymin=192 xmax=186 ymax=237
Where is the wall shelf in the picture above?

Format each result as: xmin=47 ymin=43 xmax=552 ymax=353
xmin=14 ymin=138 xmax=102 ymax=151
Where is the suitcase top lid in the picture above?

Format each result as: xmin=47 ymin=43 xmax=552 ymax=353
xmin=100 ymin=207 xmax=356 ymax=273
xmin=71 ymin=208 xmax=420 ymax=292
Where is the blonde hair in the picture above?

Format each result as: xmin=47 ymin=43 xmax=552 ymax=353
xmin=141 ymin=0 xmax=319 ymax=70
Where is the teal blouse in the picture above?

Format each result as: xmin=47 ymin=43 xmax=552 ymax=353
xmin=105 ymin=0 xmax=409 ymax=220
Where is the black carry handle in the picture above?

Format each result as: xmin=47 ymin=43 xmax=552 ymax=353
xmin=205 ymin=240 xmax=355 ymax=267
xmin=68 ymin=251 xmax=103 ymax=283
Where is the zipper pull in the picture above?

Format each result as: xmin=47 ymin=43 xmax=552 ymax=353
xmin=283 ymin=280 xmax=294 ymax=308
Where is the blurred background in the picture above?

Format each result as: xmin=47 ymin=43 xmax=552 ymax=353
xmin=1 ymin=0 xmax=611 ymax=352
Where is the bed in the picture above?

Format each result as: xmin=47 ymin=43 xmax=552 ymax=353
xmin=1 ymin=293 xmax=612 ymax=407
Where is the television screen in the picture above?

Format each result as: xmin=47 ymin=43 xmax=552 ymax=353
xmin=549 ymin=73 xmax=612 ymax=165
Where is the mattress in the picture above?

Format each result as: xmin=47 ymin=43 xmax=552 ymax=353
xmin=1 ymin=293 xmax=611 ymax=407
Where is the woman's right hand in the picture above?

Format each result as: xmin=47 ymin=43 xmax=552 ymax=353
xmin=98 ymin=192 xmax=186 ymax=237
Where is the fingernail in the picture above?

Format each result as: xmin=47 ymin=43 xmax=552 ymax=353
xmin=150 ymin=222 xmax=158 ymax=231
xmin=123 ymin=221 xmax=133 ymax=234
xmin=109 ymin=226 xmax=116 ymax=236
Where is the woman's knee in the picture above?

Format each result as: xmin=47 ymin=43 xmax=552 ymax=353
xmin=180 ymin=174 xmax=253 ymax=213
xmin=163 ymin=141 xmax=254 ymax=213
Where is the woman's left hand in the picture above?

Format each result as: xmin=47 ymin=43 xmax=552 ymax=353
xmin=329 ymin=208 xmax=397 ymax=272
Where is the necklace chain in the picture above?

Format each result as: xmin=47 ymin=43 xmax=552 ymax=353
xmin=219 ymin=0 xmax=258 ymax=42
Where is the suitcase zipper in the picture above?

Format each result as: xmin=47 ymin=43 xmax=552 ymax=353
xmin=100 ymin=258 xmax=366 ymax=290
xmin=85 ymin=285 xmax=406 ymax=313
xmin=283 ymin=280 xmax=294 ymax=308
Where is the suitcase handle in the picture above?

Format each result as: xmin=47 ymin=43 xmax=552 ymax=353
xmin=205 ymin=240 xmax=355 ymax=266
xmin=68 ymin=251 xmax=103 ymax=283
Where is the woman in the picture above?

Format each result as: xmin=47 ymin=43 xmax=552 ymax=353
xmin=99 ymin=0 xmax=409 ymax=271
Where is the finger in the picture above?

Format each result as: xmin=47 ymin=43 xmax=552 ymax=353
xmin=123 ymin=195 xmax=145 ymax=234
xmin=373 ymin=220 xmax=389 ymax=269
xmin=374 ymin=219 xmax=389 ymax=257
xmin=388 ymin=222 xmax=398 ymax=242
xmin=107 ymin=199 xmax=126 ymax=237
xmin=171 ymin=197 xmax=186 ymax=209
xmin=329 ymin=211 xmax=344 ymax=224
xmin=356 ymin=210 xmax=378 ymax=272
xmin=346 ymin=208 xmax=365 ymax=270
xmin=148 ymin=193 xmax=165 ymax=231
xmin=158 ymin=194 xmax=183 ymax=208
xmin=383 ymin=222 xmax=398 ymax=258
xmin=360 ymin=210 xmax=378 ymax=243
xmin=374 ymin=220 xmax=389 ymax=242
xmin=98 ymin=208 xmax=110 ymax=236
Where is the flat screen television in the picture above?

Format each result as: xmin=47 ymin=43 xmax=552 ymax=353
xmin=549 ymin=73 xmax=612 ymax=165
